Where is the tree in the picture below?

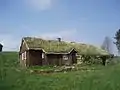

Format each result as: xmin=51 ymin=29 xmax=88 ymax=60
xmin=101 ymin=36 xmax=113 ymax=54
xmin=114 ymin=29 xmax=120 ymax=54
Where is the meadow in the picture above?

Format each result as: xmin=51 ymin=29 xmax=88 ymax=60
xmin=0 ymin=52 xmax=120 ymax=90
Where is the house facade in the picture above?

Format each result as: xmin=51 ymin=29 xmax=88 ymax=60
xmin=19 ymin=37 xmax=77 ymax=67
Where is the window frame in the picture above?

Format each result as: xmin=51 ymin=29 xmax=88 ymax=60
xmin=21 ymin=51 xmax=26 ymax=60
xmin=42 ymin=53 xmax=45 ymax=59
xmin=24 ymin=51 xmax=26 ymax=60
xmin=63 ymin=55 xmax=68 ymax=60
xmin=22 ymin=53 xmax=24 ymax=60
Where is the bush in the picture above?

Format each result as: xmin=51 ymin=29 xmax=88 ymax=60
xmin=107 ymin=57 xmax=120 ymax=65
xmin=80 ymin=55 xmax=103 ymax=65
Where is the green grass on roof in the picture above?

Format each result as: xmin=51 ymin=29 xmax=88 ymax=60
xmin=23 ymin=37 xmax=109 ymax=55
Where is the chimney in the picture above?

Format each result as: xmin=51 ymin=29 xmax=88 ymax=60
xmin=57 ymin=38 xmax=61 ymax=42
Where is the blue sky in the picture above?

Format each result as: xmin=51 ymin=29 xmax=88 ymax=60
xmin=0 ymin=0 xmax=119 ymax=54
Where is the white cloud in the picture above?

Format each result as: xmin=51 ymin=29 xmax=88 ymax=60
xmin=26 ymin=0 xmax=54 ymax=11
xmin=33 ymin=29 xmax=77 ymax=41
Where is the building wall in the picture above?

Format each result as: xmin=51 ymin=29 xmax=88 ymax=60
xmin=46 ymin=53 xmax=77 ymax=66
xmin=47 ymin=54 xmax=62 ymax=66
xmin=19 ymin=51 xmax=28 ymax=67
xmin=28 ymin=50 xmax=43 ymax=66
xmin=19 ymin=40 xmax=28 ymax=67
xmin=62 ymin=54 xmax=72 ymax=65
xmin=26 ymin=51 xmax=30 ymax=67
xmin=71 ymin=53 xmax=77 ymax=63
xmin=20 ymin=44 xmax=77 ymax=67
xmin=20 ymin=40 xmax=27 ymax=53
xmin=42 ymin=53 xmax=49 ymax=65
xmin=61 ymin=52 xmax=77 ymax=65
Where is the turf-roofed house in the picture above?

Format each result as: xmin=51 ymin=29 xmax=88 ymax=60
xmin=19 ymin=37 xmax=77 ymax=67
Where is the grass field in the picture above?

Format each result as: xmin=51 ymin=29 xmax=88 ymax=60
xmin=0 ymin=52 xmax=120 ymax=90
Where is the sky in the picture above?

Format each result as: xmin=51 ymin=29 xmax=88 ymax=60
xmin=0 ymin=0 xmax=120 ymax=54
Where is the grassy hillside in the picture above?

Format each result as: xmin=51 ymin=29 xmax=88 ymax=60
xmin=0 ymin=52 xmax=120 ymax=90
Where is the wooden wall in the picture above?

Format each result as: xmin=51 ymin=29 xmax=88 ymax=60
xmin=28 ymin=50 xmax=43 ymax=66
xmin=47 ymin=53 xmax=77 ymax=66
xmin=47 ymin=54 xmax=62 ymax=66
xmin=20 ymin=49 xmax=77 ymax=67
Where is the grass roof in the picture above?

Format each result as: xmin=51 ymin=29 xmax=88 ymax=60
xmin=23 ymin=37 xmax=109 ymax=55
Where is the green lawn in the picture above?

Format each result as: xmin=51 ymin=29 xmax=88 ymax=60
xmin=0 ymin=52 xmax=120 ymax=90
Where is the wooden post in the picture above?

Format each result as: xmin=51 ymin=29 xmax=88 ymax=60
xmin=44 ymin=54 xmax=49 ymax=65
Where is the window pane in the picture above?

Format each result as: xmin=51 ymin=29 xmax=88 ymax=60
xmin=24 ymin=51 xmax=26 ymax=59
xmin=63 ymin=55 xmax=68 ymax=60
xmin=42 ymin=53 xmax=44 ymax=59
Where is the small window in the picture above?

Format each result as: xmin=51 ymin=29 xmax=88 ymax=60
xmin=63 ymin=55 xmax=68 ymax=60
xmin=42 ymin=53 xmax=45 ymax=59
xmin=75 ymin=53 xmax=77 ymax=56
xmin=22 ymin=53 xmax=24 ymax=60
xmin=24 ymin=51 xmax=26 ymax=60
xmin=21 ymin=51 xmax=26 ymax=60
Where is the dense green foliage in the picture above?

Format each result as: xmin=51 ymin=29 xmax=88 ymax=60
xmin=24 ymin=37 xmax=109 ymax=55
xmin=0 ymin=52 xmax=120 ymax=90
